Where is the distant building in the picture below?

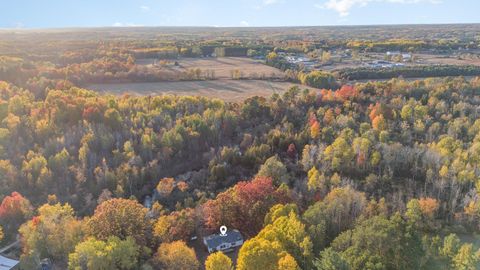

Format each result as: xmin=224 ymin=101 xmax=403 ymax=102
xmin=402 ymin=53 xmax=412 ymax=61
xmin=386 ymin=51 xmax=401 ymax=56
xmin=367 ymin=60 xmax=404 ymax=68
xmin=0 ymin=255 xmax=19 ymax=270
xmin=203 ymin=230 xmax=244 ymax=253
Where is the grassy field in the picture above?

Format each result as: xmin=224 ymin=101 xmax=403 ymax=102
xmin=179 ymin=57 xmax=284 ymax=79
xmin=87 ymin=79 xmax=314 ymax=102
xmin=91 ymin=58 xmax=308 ymax=102
xmin=136 ymin=57 xmax=285 ymax=79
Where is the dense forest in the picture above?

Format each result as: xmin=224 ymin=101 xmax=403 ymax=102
xmin=1 ymin=26 xmax=480 ymax=269
xmin=1 ymin=73 xmax=480 ymax=269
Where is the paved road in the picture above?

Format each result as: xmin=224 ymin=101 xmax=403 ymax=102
xmin=0 ymin=238 xmax=20 ymax=254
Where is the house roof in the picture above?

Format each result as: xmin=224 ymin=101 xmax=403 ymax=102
xmin=0 ymin=255 xmax=19 ymax=270
xmin=204 ymin=230 xmax=243 ymax=249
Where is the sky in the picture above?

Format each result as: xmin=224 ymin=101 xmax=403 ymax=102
xmin=0 ymin=0 xmax=479 ymax=29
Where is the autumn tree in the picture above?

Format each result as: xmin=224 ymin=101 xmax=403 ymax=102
xmin=419 ymin=197 xmax=439 ymax=219
xmin=203 ymin=177 xmax=291 ymax=236
xmin=452 ymin=243 xmax=480 ymax=270
xmin=307 ymin=167 xmax=326 ymax=194
xmin=372 ymin=114 xmax=387 ymax=131
xmin=205 ymin=252 xmax=233 ymax=270
xmin=256 ymin=156 xmax=289 ymax=184
xmin=406 ymin=197 xmax=439 ymax=230
xmin=0 ymin=192 xmax=32 ymax=235
xmin=237 ymin=238 xmax=281 ymax=270
xmin=153 ymin=208 xmax=195 ymax=243
xmin=335 ymin=85 xmax=358 ymax=101
xmin=323 ymin=136 xmax=354 ymax=170
xmin=87 ymin=198 xmax=152 ymax=247
xmin=153 ymin=241 xmax=199 ymax=270
xmin=264 ymin=203 xmax=298 ymax=225
xmin=68 ymin=236 xmax=140 ymax=270
xmin=310 ymin=120 xmax=321 ymax=140
xmin=21 ymin=151 xmax=52 ymax=193
xmin=237 ymin=208 xmax=312 ymax=270
xmin=156 ymin=178 xmax=175 ymax=198
xmin=278 ymin=253 xmax=300 ymax=270
xmin=19 ymin=203 xmax=84 ymax=268
xmin=298 ymin=71 xmax=337 ymax=89
xmin=441 ymin=234 xmax=461 ymax=259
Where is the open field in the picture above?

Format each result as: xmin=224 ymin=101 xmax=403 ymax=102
xmin=179 ymin=57 xmax=284 ymax=79
xmin=136 ymin=57 xmax=285 ymax=79
xmin=420 ymin=53 xmax=480 ymax=66
xmin=87 ymin=79 xmax=313 ymax=102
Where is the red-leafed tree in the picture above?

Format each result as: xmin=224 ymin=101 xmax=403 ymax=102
xmin=203 ymin=177 xmax=291 ymax=236
xmin=287 ymin=143 xmax=297 ymax=159
xmin=0 ymin=192 xmax=33 ymax=233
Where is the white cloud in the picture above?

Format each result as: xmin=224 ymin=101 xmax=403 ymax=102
xmin=240 ymin=21 xmax=250 ymax=26
xmin=317 ymin=0 xmax=441 ymax=17
xmin=140 ymin=5 xmax=150 ymax=12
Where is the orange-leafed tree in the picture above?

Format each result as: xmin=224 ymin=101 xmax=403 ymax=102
xmin=418 ymin=197 xmax=439 ymax=219
xmin=369 ymin=102 xmax=394 ymax=122
xmin=87 ymin=198 xmax=152 ymax=247
xmin=156 ymin=177 xmax=175 ymax=198
xmin=372 ymin=115 xmax=387 ymax=131
xmin=0 ymin=192 xmax=32 ymax=233
xmin=335 ymin=85 xmax=358 ymax=101
xmin=310 ymin=121 xmax=321 ymax=139
xmin=154 ymin=208 xmax=196 ymax=243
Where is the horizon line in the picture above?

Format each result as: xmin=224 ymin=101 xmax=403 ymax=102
xmin=1 ymin=22 xmax=480 ymax=31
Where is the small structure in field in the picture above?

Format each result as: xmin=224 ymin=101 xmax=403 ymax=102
xmin=203 ymin=229 xmax=244 ymax=253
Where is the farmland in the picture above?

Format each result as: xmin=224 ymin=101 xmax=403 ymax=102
xmin=87 ymin=79 xmax=311 ymax=102
xmin=137 ymin=57 xmax=284 ymax=79
xmin=90 ymin=57 xmax=296 ymax=101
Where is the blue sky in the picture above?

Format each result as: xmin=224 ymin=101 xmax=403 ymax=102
xmin=0 ymin=0 xmax=478 ymax=28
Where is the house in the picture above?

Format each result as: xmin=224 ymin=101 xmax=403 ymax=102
xmin=402 ymin=53 xmax=412 ymax=61
xmin=203 ymin=230 xmax=244 ymax=253
xmin=386 ymin=51 xmax=401 ymax=56
xmin=0 ymin=255 xmax=19 ymax=270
